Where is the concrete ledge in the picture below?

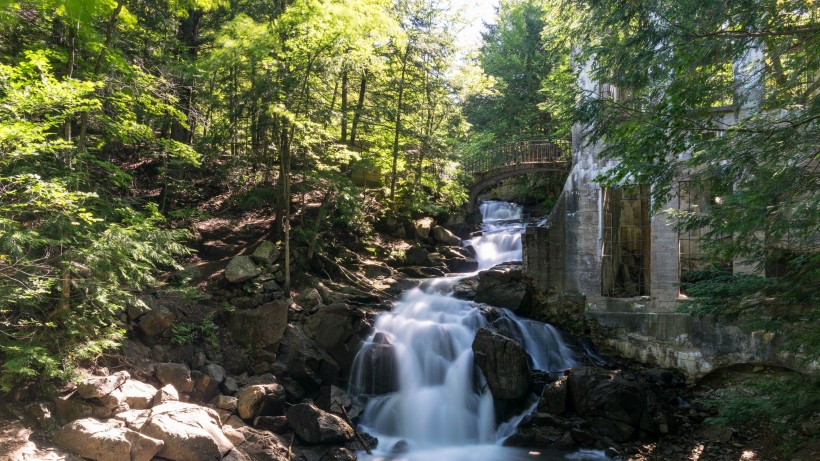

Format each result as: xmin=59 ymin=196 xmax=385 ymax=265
xmin=587 ymin=311 xmax=815 ymax=381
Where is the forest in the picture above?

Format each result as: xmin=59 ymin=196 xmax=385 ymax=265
xmin=0 ymin=0 xmax=817 ymax=458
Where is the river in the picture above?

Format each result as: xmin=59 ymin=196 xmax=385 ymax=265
xmin=350 ymin=201 xmax=607 ymax=461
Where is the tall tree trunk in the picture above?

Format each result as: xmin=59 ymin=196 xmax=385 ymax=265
xmin=340 ymin=67 xmax=349 ymax=143
xmin=279 ymin=125 xmax=291 ymax=292
xmin=349 ymin=69 xmax=367 ymax=147
xmin=171 ymin=9 xmax=203 ymax=144
xmin=390 ymin=47 xmax=410 ymax=203
xmin=62 ymin=19 xmax=78 ymax=145
xmin=77 ymin=0 xmax=124 ymax=153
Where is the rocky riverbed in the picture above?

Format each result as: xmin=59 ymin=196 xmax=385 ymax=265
xmin=0 ymin=213 xmax=815 ymax=461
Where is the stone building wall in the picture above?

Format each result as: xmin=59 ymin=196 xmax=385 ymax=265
xmin=519 ymin=44 xmax=816 ymax=380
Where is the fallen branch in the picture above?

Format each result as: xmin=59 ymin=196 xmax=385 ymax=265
xmin=339 ymin=405 xmax=372 ymax=455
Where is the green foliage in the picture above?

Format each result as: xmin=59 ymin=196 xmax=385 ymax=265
xmin=463 ymin=0 xmax=558 ymax=140
xmin=701 ymin=372 xmax=820 ymax=452
xmin=171 ymin=312 xmax=219 ymax=350
xmin=538 ymin=0 xmax=819 ymax=319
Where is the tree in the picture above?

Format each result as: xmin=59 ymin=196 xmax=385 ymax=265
xmin=540 ymin=0 xmax=818 ymax=317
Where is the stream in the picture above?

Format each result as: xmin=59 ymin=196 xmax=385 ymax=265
xmin=350 ymin=201 xmax=607 ymax=461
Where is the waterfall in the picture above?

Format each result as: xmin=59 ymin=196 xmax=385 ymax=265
xmin=349 ymin=201 xmax=586 ymax=461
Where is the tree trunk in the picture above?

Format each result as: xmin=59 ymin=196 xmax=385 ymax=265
xmin=349 ymin=70 xmax=368 ymax=147
xmin=171 ymin=9 xmax=203 ymax=144
xmin=340 ymin=67 xmax=349 ymax=143
xmin=390 ymin=47 xmax=410 ymax=203
xmin=77 ymin=0 xmax=124 ymax=153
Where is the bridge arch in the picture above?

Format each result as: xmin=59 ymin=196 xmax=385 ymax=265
xmin=468 ymin=165 xmax=570 ymax=205
xmin=462 ymin=139 xmax=571 ymax=206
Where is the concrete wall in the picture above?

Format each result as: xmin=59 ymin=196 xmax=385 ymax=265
xmin=520 ymin=45 xmax=813 ymax=380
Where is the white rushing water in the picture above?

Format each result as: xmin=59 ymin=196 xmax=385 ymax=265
xmin=350 ymin=201 xmax=600 ymax=461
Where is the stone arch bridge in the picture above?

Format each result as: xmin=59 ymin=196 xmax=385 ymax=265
xmin=462 ymin=139 xmax=571 ymax=205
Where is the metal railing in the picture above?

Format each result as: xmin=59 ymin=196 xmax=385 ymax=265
xmin=462 ymin=139 xmax=572 ymax=175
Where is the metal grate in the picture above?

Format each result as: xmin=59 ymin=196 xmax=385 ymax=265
xmin=601 ymin=186 xmax=650 ymax=297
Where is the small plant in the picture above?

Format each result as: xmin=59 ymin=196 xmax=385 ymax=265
xmin=171 ymin=312 xmax=219 ymax=350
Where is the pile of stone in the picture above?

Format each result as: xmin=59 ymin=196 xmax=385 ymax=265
xmin=49 ymin=364 xmax=369 ymax=461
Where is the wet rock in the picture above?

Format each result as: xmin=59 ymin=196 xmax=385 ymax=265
xmin=352 ymin=333 xmax=398 ymax=395
xmin=156 ymin=362 xmax=194 ymax=394
xmin=473 ymin=262 xmax=530 ymax=313
xmin=53 ymin=417 xmax=164 ymax=461
xmin=140 ymin=401 xmax=234 ymax=461
xmin=472 ymin=328 xmax=531 ymax=400
xmin=225 ymin=255 xmax=261 ymax=283
xmin=251 ymin=241 xmax=279 ymax=265
xmin=537 ymin=375 xmax=568 ymax=416
xmin=452 ymin=275 xmax=479 ymax=300
xmin=228 ymin=299 xmax=291 ymax=354
xmin=317 ymin=385 xmax=363 ymax=421
xmin=286 ymin=403 xmax=355 ymax=444
xmin=76 ymin=371 xmax=130 ymax=399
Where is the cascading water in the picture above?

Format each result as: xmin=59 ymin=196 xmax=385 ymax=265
xmin=349 ymin=201 xmax=597 ymax=461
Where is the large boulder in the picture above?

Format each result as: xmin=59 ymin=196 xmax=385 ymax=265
xmin=156 ymin=363 xmax=194 ymax=394
xmin=303 ymin=303 xmax=365 ymax=369
xmin=296 ymin=288 xmax=324 ymax=311
xmin=225 ymin=255 xmax=261 ymax=283
xmin=432 ymin=225 xmax=461 ymax=246
xmin=272 ymin=325 xmax=340 ymax=393
xmin=438 ymin=246 xmax=478 ymax=273
xmin=350 ymin=332 xmax=398 ymax=395
xmin=228 ymin=299 xmax=291 ymax=353
xmin=286 ymin=403 xmax=355 ymax=444
xmin=53 ymin=417 xmax=163 ymax=461
xmin=567 ymin=367 xmax=663 ymax=442
xmin=472 ymin=328 xmax=531 ymax=400
xmin=236 ymin=384 xmax=286 ymax=421
xmin=251 ymin=240 xmax=279 ymax=265
xmin=140 ymin=402 xmax=235 ymax=461
xmin=473 ymin=263 xmax=531 ymax=313
xmin=537 ymin=375 xmax=568 ymax=416
xmin=153 ymin=384 xmax=180 ymax=406
xmin=120 ymin=379 xmax=158 ymax=410
xmin=76 ymin=371 xmax=130 ymax=399
xmin=403 ymin=246 xmax=431 ymax=267
xmin=414 ymin=217 xmax=435 ymax=241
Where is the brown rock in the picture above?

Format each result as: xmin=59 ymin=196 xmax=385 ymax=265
xmin=53 ymin=417 xmax=163 ymax=461
xmin=156 ymin=362 xmax=194 ymax=394
xmin=140 ymin=401 xmax=234 ymax=461
xmin=286 ymin=403 xmax=355 ymax=444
